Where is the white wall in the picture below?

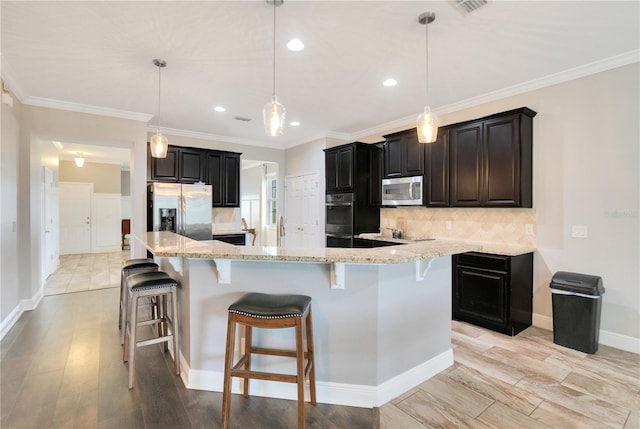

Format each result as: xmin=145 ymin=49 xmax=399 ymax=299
xmin=363 ymin=63 xmax=640 ymax=348
xmin=0 ymin=89 xmax=21 ymax=332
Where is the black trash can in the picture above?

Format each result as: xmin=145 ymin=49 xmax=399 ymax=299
xmin=550 ymin=271 xmax=605 ymax=353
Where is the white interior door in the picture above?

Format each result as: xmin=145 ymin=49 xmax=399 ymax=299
xmin=59 ymin=182 xmax=92 ymax=255
xmin=284 ymin=173 xmax=321 ymax=248
xmin=92 ymin=193 xmax=122 ymax=253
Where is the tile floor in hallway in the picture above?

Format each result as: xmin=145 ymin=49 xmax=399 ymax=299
xmin=43 ymin=251 xmax=130 ymax=296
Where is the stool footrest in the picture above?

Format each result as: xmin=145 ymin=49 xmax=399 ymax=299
xmin=230 ymin=368 xmax=298 ymax=384
xmin=136 ymin=335 xmax=174 ymax=348
xmin=251 ymin=347 xmax=297 ymax=358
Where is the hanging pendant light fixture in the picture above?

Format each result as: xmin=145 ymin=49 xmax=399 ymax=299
xmin=74 ymin=152 xmax=85 ymax=167
xmin=263 ymin=0 xmax=285 ymax=137
xmin=150 ymin=59 xmax=169 ymax=158
xmin=416 ymin=12 xmax=438 ymax=144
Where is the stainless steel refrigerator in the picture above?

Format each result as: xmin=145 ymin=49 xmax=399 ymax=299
xmin=147 ymin=183 xmax=213 ymax=241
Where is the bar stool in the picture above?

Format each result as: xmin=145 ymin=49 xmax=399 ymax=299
xmin=123 ymin=271 xmax=179 ymax=389
xmin=119 ymin=259 xmax=158 ymax=345
xmin=221 ymin=293 xmax=316 ymax=429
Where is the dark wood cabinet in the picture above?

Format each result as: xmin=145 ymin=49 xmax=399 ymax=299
xmin=207 ymin=151 xmax=240 ymax=207
xmin=179 ymin=148 xmax=206 ymax=183
xmin=424 ymin=130 xmax=449 ymax=207
xmin=148 ymin=145 xmax=179 ymax=182
xmin=148 ymin=144 xmax=241 ymax=207
xmin=453 ymin=252 xmax=533 ymax=336
xmin=353 ymin=238 xmax=398 ymax=248
xmin=449 ymin=107 xmax=536 ymax=207
xmin=325 ymin=146 xmax=354 ymax=192
xmin=324 ymin=142 xmax=381 ymax=203
xmin=212 ymin=233 xmax=246 ymax=245
xmin=383 ymin=129 xmax=424 ymax=178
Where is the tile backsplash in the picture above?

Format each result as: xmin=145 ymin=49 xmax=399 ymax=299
xmin=381 ymin=207 xmax=536 ymax=247
xmin=212 ymin=207 xmax=239 ymax=233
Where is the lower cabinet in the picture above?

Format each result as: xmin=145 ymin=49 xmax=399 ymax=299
xmin=452 ymin=252 xmax=533 ymax=336
xmin=353 ymin=238 xmax=399 ymax=248
xmin=212 ymin=233 xmax=246 ymax=245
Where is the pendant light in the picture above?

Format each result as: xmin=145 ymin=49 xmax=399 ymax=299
xmin=150 ymin=59 xmax=169 ymax=158
xmin=416 ymin=12 xmax=438 ymax=144
xmin=263 ymin=0 xmax=285 ymax=137
xmin=74 ymin=152 xmax=85 ymax=167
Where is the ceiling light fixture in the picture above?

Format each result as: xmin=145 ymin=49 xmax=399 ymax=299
xmin=263 ymin=0 xmax=285 ymax=137
xmin=416 ymin=12 xmax=438 ymax=144
xmin=383 ymin=78 xmax=397 ymax=87
xmin=74 ymin=152 xmax=85 ymax=167
xmin=286 ymin=38 xmax=304 ymax=52
xmin=290 ymin=121 xmax=300 ymax=127
xmin=149 ymin=59 xmax=169 ymax=158
xmin=214 ymin=106 xmax=227 ymax=112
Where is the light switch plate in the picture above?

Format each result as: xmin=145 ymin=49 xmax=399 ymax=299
xmin=525 ymin=224 xmax=534 ymax=235
xmin=445 ymin=221 xmax=452 ymax=230
xmin=571 ymin=225 xmax=588 ymax=238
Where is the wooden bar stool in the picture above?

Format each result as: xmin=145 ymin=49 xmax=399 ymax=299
xmin=119 ymin=259 xmax=158 ymax=345
xmin=123 ymin=271 xmax=179 ymax=389
xmin=221 ymin=293 xmax=316 ymax=429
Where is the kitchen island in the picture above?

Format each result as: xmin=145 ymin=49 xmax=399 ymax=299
xmin=134 ymin=231 xmax=482 ymax=407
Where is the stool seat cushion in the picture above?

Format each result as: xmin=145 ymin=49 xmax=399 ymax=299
xmin=229 ymin=293 xmax=311 ymax=319
xmin=123 ymin=259 xmax=158 ymax=270
xmin=127 ymin=271 xmax=177 ymax=291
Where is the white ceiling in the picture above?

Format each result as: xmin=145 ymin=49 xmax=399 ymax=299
xmin=2 ymin=1 xmax=639 ymax=162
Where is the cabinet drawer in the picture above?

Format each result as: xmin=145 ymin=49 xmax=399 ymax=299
xmin=455 ymin=252 xmax=509 ymax=271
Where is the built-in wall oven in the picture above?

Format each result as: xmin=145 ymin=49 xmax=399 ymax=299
xmin=325 ymin=193 xmax=354 ymax=248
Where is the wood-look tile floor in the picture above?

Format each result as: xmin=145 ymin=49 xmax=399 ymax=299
xmin=2 ymin=287 xmax=638 ymax=429
xmin=43 ymin=251 xmax=130 ymax=296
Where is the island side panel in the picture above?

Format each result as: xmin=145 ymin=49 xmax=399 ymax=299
xmin=183 ymin=259 xmax=382 ymax=387
xmin=376 ymin=256 xmax=453 ymax=383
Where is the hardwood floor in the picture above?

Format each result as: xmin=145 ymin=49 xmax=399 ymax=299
xmin=2 ymin=286 xmax=638 ymax=428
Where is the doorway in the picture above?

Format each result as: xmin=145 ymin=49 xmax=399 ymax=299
xmin=59 ymin=182 xmax=93 ymax=255
xmin=241 ymin=161 xmax=280 ymax=246
xmin=284 ymin=173 xmax=322 ymax=248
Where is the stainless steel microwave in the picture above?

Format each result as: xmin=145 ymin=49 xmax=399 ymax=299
xmin=381 ymin=176 xmax=423 ymax=206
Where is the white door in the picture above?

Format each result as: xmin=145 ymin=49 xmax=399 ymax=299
xmin=42 ymin=167 xmax=59 ymax=279
xmin=284 ymin=173 xmax=321 ymax=248
xmin=59 ymin=182 xmax=92 ymax=255
xmin=92 ymin=193 xmax=122 ymax=253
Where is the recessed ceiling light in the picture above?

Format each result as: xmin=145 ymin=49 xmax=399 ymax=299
xmin=214 ymin=106 xmax=226 ymax=112
xmin=383 ymin=78 xmax=398 ymax=87
xmin=290 ymin=121 xmax=301 ymax=127
xmin=286 ymin=38 xmax=304 ymax=52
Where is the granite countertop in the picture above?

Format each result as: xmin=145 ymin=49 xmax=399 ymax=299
xmin=355 ymin=233 xmax=536 ymax=257
xmin=135 ymin=231 xmax=482 ymax=264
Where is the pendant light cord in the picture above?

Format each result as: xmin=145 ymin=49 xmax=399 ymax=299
xmin=272 ymin=1 xmax=277 ymax=98
xmin=157 ymin=65 xmax=162 ymax=132
xmin=425 ymin=18 xmax=429 ymax=103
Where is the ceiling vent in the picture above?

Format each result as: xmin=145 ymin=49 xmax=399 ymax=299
xmin=234 ymin=116 xmax=252 ymax=122
xmin=454 ymin=0 xmax=488 ymax=14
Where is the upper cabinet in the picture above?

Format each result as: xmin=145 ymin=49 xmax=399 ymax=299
xmin=148 ymin=145 xmax=180 ymax=182
xmin=207 ymin=151 xmax=240 ymax=207
xmin=383 ymin=129 xmax=424 ymax=178
xmin=325 ymin=145 xmax=354 ymax=192
xmin=324 ymin=142 xmax=382 ymax=204
xmin=148 ymin=144 xmax=241 ymax=207
xmin=424 ymin=130 xmax=450 ymax=207
xmin=449 ymin=107 xmax=536 ymax=207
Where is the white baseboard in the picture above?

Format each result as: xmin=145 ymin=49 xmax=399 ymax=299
xmin=599 ymin=330 xmax=640 ymax=354
xmin=533 ymin=312 xmax=639 ymax=354
xmin=0 ymin=289 xmax=43 ymax=340
xmin=180 ymin=348 xmax=454 ymax=408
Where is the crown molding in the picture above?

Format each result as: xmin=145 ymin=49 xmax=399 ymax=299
xmin=350 ymin=49 xmax=640 ymax=142
xmin=0 ymin=56 xmax=28 ymax=103
xmin=149 ymin=126 xmax=286 ymax=150
xmin=26 ymin=97 xmax=154 ymax=122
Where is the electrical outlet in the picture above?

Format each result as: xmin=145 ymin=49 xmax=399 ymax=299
xmin=445 ymin=221 xmax=452 ymax=230
xmin=571 ymin=225 xmax=588 ymax=238
xmin=525 ymin=224 xmax=534 ymax=235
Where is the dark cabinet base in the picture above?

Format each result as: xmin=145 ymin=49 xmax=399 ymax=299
xmin=453 ymin=252 xmax=533 ymax=336
xmin=212 ymin=233 xmax=246 ymax=245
